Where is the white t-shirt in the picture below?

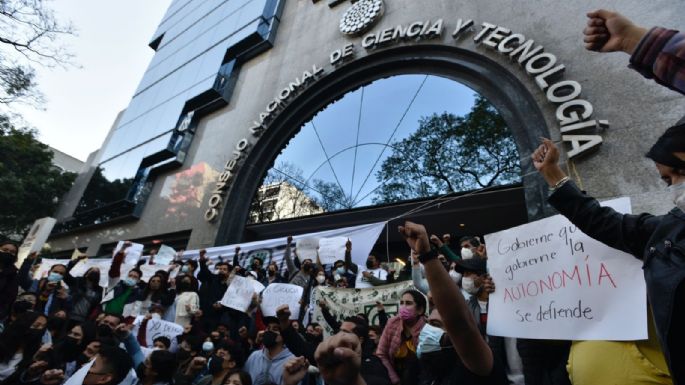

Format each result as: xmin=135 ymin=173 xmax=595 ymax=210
xmin=355 ymin=266 xmax=388 ymax=288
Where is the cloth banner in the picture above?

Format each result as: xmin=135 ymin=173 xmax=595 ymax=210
xmin=220 ymin=276 xmax=255 ymax=312
xmin=180 ymin=222 xmax=386 ymax=271
xmin=485 ymin=197 xmax=647 ymax=340
xmin=260 ymin=283 xmax=304 ymax=319
xmin=132 ymin=315 xmax=183 ymax=351
xmin=312 ymin=281 xmax=416 ymax=336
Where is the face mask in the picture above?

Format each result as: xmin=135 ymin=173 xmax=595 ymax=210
xmin=123 ymin=277 xmax=138 ymax=287
xmin=97 ymin=324 xmax=113 ymax=337
xmin=76 ymin=353 xmax=91 ymax=366
xmin=419 ymin=344 xmax=457 ymax=377
xmin=87 ymin=271 xmax=100 ymax=283
xmin=26 ymin=328 xmax=44 ymax=341
xmin=176 ymin=349 xmax=191 ymax=362
xmin=461 ymin=247 xmax=474 ymax=260
xmin=0 ymin=251 xmax=14 ymax=266
xmin=135 ymin=362 xmax=146 ymax=380
xmin=48 ymin=272 xmax=63 ymax=282
xmin=398 ymin=305 xmax=416 ymax=321
xmin=671 ymin=182 xmax=685 ymax=212
xmin=208 ymin=355 xmax=225 ymax=374
xmin=336 ymin=267 xmax=346 ymax=275
xmin=316 ymin=275 xmax=325 ymax=284
xmin=181 ymin=266 xmax=190 ymax=273
xmin=62 ymin=336 xmax=81 ymax=357
xmin=13 ymin=300 xmax=34 ymax=314
xmin=202 ymin=341 xmax=214 ymax=352
xmin=417 ymin=323 xmax=445 ymax=358
xmin=151 ymin=313 xmax=161 ymax=320
xmin=448 ymin=270 xmax=461 ymax=284
xmin=302 ymin=264 xmax=312 ymax=273
xmin=366 ymin=259 xmax=375 ymax=269
xmin=262 ymin=330 xmax=279 ymax=349
xmin=462 ymin=276 xmax=479 ymax=294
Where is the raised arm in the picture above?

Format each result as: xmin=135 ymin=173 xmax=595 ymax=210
xmin=399 ymin=221 xmax=493 ymax=376
xmin=410 ymin=252 xmax=429 ymax=295
xmin=284 ymin=236 xmax=298 ymax=280
xmin=197 ymin=249 xmax=211 ymax=282
xmin=18 ymin=253 xmax=37 ymax=291
xmin=345 ymin=239 xmax=358 ymax=274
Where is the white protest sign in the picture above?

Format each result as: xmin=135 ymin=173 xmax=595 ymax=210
xmin=260 ymin=283 xmax=304 ymax=319
xmin=485 ymin=197 xmax=647 ymax=340
xmin=296 ymin=237 xmax=319 ymax=262
xmin=132 ymin=316 xmax=183 ymax=351
xmin=318 ymin=237 xmax=347 ymax=265
xmin=114 ymin=241 xmax=144 ymax=266
xmin=139 ymin=264 xmax=170 ymax=282
xmin=17 ymin=217 xmax=56 ymax=266
xmin=155 ymin=245 xmax=176 ymax=265
xmin=220 ymin=276 xmax=254 ymax=312
xmin=69 ymin=259 xmax=116 ymax=287
xmin=250 ymin=277 xmax=266 ymax=293
xmin=63 ymin=357 xmax=94 ymax=385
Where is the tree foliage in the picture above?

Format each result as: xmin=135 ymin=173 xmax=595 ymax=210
xmin=0 ymin=0 xmax=74 ymax=106
xmin=0 ymin=116 xmax=75 ymax=236
xmin=374 ymin=95 xmax=521 ymax=204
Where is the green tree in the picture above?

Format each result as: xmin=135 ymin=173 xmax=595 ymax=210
xmin=0 ymin=116 xmax=76 ymax=236
xmin=0 ymin=0 xmax=74 ymax=106
xmin=374 ymin=95 xmax=521 ymax=204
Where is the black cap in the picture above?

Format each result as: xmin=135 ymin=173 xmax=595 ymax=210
xmin=263 ymin=316 xmax=279 ymax=326
xmin=646 ymin=121 xmax=685 ymax=169
xmin=454 ymin=257 xmax=487 ymax=275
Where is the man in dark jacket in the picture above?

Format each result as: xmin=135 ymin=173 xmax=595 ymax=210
xmin=0 ymin=240 xmax=19 ymax=321
xmin=64 ymin=255 xmax=103 ymax=323
xmin=197 ymin=248 xmax=231 ymax=330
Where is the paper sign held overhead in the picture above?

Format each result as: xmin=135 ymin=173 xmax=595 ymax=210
xmin=260 ymin=283 xmax=304 ymax=319
xmin=114 ymin=241 xmax=144 ymax=266
xmin=485 ymin=197 xmax=647 ymax=341
xmin=220 ymin=276 xmax=255 ymax=312
xmin=318 ymin=237 xmax=347 ymax=265
xmin=296 ymin=237 xmax=319 ymax=262
xmin=155 ymin=245 xmax=176 ymax=265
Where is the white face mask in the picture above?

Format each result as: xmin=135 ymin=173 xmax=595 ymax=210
xmin=461 ymin=247 xmax=474 ymax=260
xmin=671 ymin=182 xmax=685 ymax=212
xmin=448 ymin=270 xmax=461 ymax=284
xmin=462 ymin=276 xmax=479 ymax=294
xmin=316 ymin=275 xmax=326 ymax=284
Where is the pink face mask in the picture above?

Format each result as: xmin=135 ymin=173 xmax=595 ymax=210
xmin=399 ymin=305 xmax=416 ymax=321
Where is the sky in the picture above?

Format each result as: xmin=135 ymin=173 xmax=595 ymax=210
xmin=14 ymin=0 xmax=172 ymax=162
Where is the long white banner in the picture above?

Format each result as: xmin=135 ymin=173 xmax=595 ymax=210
xmin=485 ymin=197 xmax=647 ymax=340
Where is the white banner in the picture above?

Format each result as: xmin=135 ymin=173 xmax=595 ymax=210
xmin=312 ymin=281 xmax=417 ymax=336
xmin=69 ymin=259 xmax=134 ymax=287
xmin=132 ymin=315 xmax=183 ymax=351
xmin=180 ymin=222 xmax=386 ymax=271
xmin=260 ymin=283 xmax=304 ymax=319
xmin=485 ymin=197 xmax=647 ymax=340
xmin=318 ymin=237 xmax=347 ymax=265
xmin=220 ymin=276 xmax=254 ymax=312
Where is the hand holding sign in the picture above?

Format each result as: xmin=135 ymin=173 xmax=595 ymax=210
xmin=220 ymin=276 xmax=255 ymax=312
xmin=261 ymin=283 xmax=303 ymax=319
xmin=318 ymin=237 xmax=347 ymax=265
xmin=296 ymin=238 xmax=319 ymax=262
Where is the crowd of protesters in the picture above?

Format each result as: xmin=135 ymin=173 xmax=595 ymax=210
xmin=0 ymin=8 xmax=683 ymax=385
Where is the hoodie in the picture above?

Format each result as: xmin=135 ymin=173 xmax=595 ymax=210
xmin=244 ymin=346 xmax=297 ymax=385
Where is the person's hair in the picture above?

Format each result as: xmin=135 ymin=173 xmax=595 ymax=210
xmin=149 ymin=350 xmax=177 ymax=382
xmin=402 ymin=289 xmax=427 ymax=315
xmin=154 ymin=269 xmax=170 ymax=281
xmin=343 ymin=316 xmax=369 ymax=341
xmin=49 ymin=264 xmax=67 ymax=273
xmin=263 ymin=316 xmax=279 ymax=327
xmin=308 ymin=322 xmax=320 ymax=329
xmin=101 ymin=313 xmax=124 ymax=324
xmin=153 ymin=336 xmax=171 ymax=349
xmin=216 ymin=262 xmax=230 ymax=270
xmin=369 ymin=325 xmax=382 ymax=336
xmin=183 ymin=334 xmax=204 ymax=353
xmin=186 ymin=260 xmax=198 ymax=269
xmin=98 ymin=345 xmax=133 ymax=385
xmin=459 ymin=236 xmax=481 ymax=247
xmin=224 ymin=370 xmax=252 ymax=385
xmin=368 ymin=251 xmax=385 ymax=262
xmin=128 ymin=268 xmax=143 ymax=279
xmin=143 ymin=274 xmax=168 ymax=299
xmin=0 ymin=311 xmax=46 ymax=362
xmin=217 ymin=341 xmax=246 ymax=368
xmin=0 ymin=239 xmax=18 ymax=249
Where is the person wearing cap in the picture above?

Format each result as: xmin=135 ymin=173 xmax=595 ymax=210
xmin=527 ymin=10 xmax=685 ymax=384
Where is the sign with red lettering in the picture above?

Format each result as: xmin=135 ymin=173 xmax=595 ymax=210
xmin=485 ymin=197 xmax=647 ymax=340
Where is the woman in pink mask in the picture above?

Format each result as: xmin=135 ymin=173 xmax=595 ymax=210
xmin=376 ymin=289 xmax=427 ymax=384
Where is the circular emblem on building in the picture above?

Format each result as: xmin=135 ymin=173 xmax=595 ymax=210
xmin=339 ymin=0 xmax=384 ymax=36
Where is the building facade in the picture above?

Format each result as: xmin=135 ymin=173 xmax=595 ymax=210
xmin=49 ymin=0 xmax=684 ymax=256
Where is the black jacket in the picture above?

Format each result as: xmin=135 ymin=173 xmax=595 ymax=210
xmin=549 ymin=181 xmax=684 ymax=384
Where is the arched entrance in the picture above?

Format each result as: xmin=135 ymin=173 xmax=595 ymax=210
xmin=215 ymin=44 xmax=552 ymax=245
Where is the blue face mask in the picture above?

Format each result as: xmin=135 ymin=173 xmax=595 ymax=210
xmin=181 ymin=266 xmax=190 ymax=273
xmin=47 ymin=272 xmax=63 ymax=282
xmin=336 ymin=267 xmax=346 ymax=275
xmin=123 ymin=277 xmax=138 ymax=287
xmin=417 ymin=323 xmax=445 ymax=358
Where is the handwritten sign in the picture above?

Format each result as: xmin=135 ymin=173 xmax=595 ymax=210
xmin=69 ymin=259 xmax=118 ymax=287
xmin=132 ymin=316 xmax=183 ymax=351
xmin=114 ymin=241 xmax=144 ymax=266
xmin=296 ymin=237 xmax=319 ymax=262
xmin=260 ymin=283 xmax=304 ymax=319
xmin=485 ymin=197 xmax=647 ymax=340
xmin=155 ymin=245 xmax=176 ymax=265
xmin=318 ymin=237 xmax=347 ymax=265
xmin=220 ymin=276 xmax=254 ymax=312
xmin=250 ymin=277 xmax=266 ymax=293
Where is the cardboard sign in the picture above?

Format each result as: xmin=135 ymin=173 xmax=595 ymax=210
xmin=132 ymin=316 xmax=183 ymax=351
xmin=296 ymin=237 xmax=319 ymax=262
xmin=260 ymin=283 xmax=304 ymax=319
xmin=220 ymin=276 xmax=254 ymax=312
xmin=318 ymin=237 xmax=347 ymax=265
xmin=485 ymin=197 xmax=647 ymax=340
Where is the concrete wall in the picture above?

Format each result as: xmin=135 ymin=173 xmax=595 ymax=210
xmin=48 ymin=0 xmax=685 ymax=255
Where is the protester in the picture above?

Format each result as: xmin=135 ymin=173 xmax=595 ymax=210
xmin=224 ymin=370 xmax=252 ymax=385
xmin=103 ymin=243 xmax=145 ymax=319
xmin=0 ymin=240 xmax=19 ymax=322
xmin=174 ymin=273 xmax=201 ymax=327
xmin=198 ymin=249 xmax=231 ymax=329
xmin=356 ymin=253 xmax=393 ymax=288
xmin=375 ymin=289 xmax=426 ymax=385
xmin=64 ymin=255 xmax=103 ymax=324
xmin=18 ymin=253 xmax=69 ymax=316
xmin=0 ymin=311 xmax=48 ymax=383
xmin=244 ymin=316 xmax=296 ymax=385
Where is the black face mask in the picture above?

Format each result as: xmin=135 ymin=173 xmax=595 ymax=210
xmin=0 ymin=251 xmax=14 ymax=266
xmin=48 ymin=316 xmax=67 ymax=332
xmin=97 ymin=324 xmax=113 ymax=338
xmin=262 ymin=330 xmax=279 ymax=349
xmin=76 ymin=353 xmax=90 ymax=366
xmin=26 ymin=328 xmax=44 ymax=342
xmin=13 ymin=300 xmax=34 ymax=314
xmin=87 ymin=271 xmax=100 ymax=283
xmin=135 ymin=362 xmax=146 ymax=380
xmin=61 ymin=336 xmax=81 ymax=358
xmin=208 ymin=355 xmax=225 ymax=374
xmin=176 ymin=349 xmax=191 ymax=363
xmin=302 ymin=264 xmax=312 ymax=273
xmin=366 ymin=259 xmax=375 ymax=269
xmin=419 ymin=345 xmax=458 ymax=378
xmin=305 ymin=332 xmax=323 ymax=344
xmin=268 ymin=269 xmax=276 ymax=277
xmin=177 ymin=281 xmax=192 ymax=292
